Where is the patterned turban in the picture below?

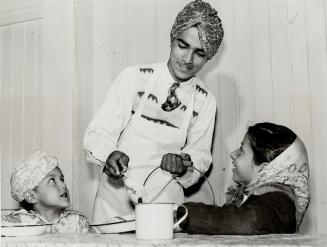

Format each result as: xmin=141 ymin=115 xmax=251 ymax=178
xmin=10 ymin=150 xmax=59 ymax=202
xmin=170 ymin=0 xmax=224 ymax=60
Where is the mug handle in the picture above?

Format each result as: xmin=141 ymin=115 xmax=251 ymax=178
xmin=173 ymin=204 xmax=188 ymax=229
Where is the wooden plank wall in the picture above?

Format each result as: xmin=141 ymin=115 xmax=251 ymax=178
xmin=1 ymin=0 xmax=43 ymax=210
xmin=1 ymin=0 xmax=75 ymax=211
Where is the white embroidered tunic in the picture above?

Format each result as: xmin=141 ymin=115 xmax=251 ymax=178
xmin=1 ymin=209 xmax=89 ymax=233
xmin=83 ymin=61 xmax=216 ymax=222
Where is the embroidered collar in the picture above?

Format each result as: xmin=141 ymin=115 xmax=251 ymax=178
xmin=11 ymin=208 xmax=73 ymax=224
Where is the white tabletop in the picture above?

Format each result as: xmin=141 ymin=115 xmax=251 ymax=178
xmin=2 ymin=233 xmax=327 ymax=247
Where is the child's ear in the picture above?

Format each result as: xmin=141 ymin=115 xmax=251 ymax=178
xmin=23 ymin=190 xmax=38 ymax=203
xmin=256 ymin=162 xmax=268 ymax=173
xmin=254 ymin=162 xmax=269 ymax=172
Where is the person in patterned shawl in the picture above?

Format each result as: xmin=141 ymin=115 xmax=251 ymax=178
xmin=84 ymin=0 xmax=224 ymax=223
xmin=177 ymin=122 xmax=310 ymax=234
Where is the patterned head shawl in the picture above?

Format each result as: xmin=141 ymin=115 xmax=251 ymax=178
xmin=10 ymin=150 xmax=59 ymax=202
xmin=170 ymin=0 xmax=224 ymax=60
xmin=226 ymin=137 xmax=310 ymax=232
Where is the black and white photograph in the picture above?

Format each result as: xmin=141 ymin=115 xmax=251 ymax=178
xmin=1 ymin=0 xmax=327 ymax=246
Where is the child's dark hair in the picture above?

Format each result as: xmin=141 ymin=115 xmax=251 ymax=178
xmin=19 ymin=200 xmax=34 ymax=211
xmin=19 ymin=187 xmax=38 ymax=211
xmin=247 ymin=122 xmax=296 ymax=165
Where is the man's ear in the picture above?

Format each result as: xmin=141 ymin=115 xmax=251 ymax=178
xmin=23 ymin=190 xmax=38 ymax=203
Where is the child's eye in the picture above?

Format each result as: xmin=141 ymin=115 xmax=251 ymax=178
xmin=178 ymin=42 xmax=187 ymax=49
xmin=60 ymin=177 xmax=65 ymax=182
xmin=49 ymin=178 xmax=55 ymax=183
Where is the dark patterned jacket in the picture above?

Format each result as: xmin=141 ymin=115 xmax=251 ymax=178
xmin=178 ymin=191 xmax=296 ymax=235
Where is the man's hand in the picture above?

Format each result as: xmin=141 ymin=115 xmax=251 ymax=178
xmin=160 ymin=153 xmax=192 ymax=177
xmin=104 ymin=150 xmax=129 ymax=179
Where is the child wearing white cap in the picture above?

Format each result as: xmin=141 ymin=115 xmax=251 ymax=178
xmin=2 ymin=150 xmax=89 ymax=233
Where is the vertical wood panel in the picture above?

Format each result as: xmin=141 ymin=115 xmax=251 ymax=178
xmin=269 ymin=0 xmax=293 ymax=126
xmin=320 ymin=0 xmax=327 ymax=234
xmin=11 ymin=23 xmax=24 ymax=167
xmin=125 ymin=0 xmax=156 ymax=65
xmin=108 ymin=0 xmax=128 ymax=72
xmin=212 ymin=0 xmax=238 ymax=202
xmin=0 ymin=27 xmax=2 ymax=172
xmin=93 ymin=0 xmax=115 ymax=111
xmin=1 ymin=20 xmax=43 ymax=209
xmin=1 ymin=26 xmax=13 ymax=209
xmin=287 ymin=0 xmax=312 ymax=137
xmin=252 ymin=0 xmax=274 ymax=122
xmin=154 ymin=0 xmax=172 ymax=60
xmin=74 ymin=0 xmax=96 ymax=219
xmin=42 ymin=0 xmax=75 ymax=207
xmin=202 ymin=0 xmax=235 ymax=205
xmin=234 ymin=0 xmax=255 ymax=131
xmin=34 ymin=20 xmax=42 ymax=149
xmin=23 ymin=21 xmax=36 ymax=153
xmin=287 ymin=0 xmax=315 ymax=233
xmin=304 ymin=0 xmax=327 ymax=234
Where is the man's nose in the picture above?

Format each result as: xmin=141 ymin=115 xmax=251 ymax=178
xmin=183 ymin=51 xmax=193 ymax=64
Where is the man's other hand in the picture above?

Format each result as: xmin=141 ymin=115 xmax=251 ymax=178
xmin=104 ymin=150 xmax=129 ymax=179
xmin=160 ymin=153 xmax=192 ymax=177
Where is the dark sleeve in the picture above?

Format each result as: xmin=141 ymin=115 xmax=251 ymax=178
xmin=177 ymin=192 xmax=296 ymax=235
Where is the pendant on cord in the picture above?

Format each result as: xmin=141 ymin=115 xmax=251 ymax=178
xmin=161 ymin=83 xmax=181 ymax=112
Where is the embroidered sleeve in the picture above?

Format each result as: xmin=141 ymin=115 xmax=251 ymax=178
xmin=1 ymin=214 xmax=22 ymax=224
xmin=51 ymin=212 xmax=90 ymax=233
xmin=83 ymin=67 xmax=138 ymax=165
xmin=1 ymin=209 xmax=44 ymax=225
xmin=76 ymin=215 xmax=90 ymax=233
xmin=177 ymin=92 xmax=216 ymax=188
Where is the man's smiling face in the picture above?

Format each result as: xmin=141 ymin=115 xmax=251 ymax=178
xmin=168 ymin=27 xmax=208 ymax=82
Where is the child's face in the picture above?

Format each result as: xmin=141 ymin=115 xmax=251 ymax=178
xmin=230 ymin=134 xmax=259 ymax=185
xmin=34 ymin=167 xmax=70 ymax=210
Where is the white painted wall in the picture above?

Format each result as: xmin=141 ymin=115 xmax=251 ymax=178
xmin=1 ymin=0 xmax=326 ymax=234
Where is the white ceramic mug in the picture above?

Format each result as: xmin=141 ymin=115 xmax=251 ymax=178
xmin=135 ymin=203 xmax=188 ymax=240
